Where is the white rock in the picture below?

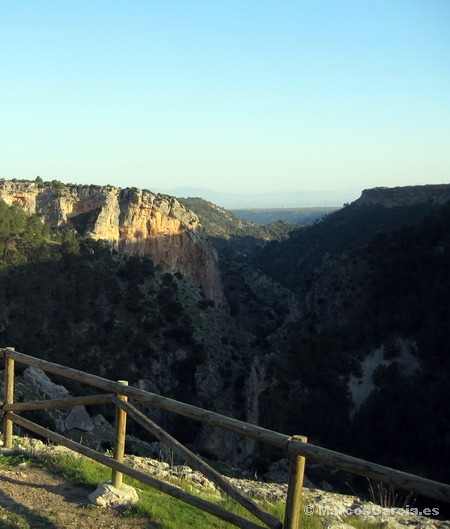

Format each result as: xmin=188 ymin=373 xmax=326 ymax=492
xmin=88 ymin=481 xmax=139 ymax=507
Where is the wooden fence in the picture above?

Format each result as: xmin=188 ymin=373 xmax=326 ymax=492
xmin=1 ymin=347 xmax=449 ymax=529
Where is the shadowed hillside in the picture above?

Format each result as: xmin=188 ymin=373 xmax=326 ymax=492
xmin=252 ymin=185 xmax=450 ymax=293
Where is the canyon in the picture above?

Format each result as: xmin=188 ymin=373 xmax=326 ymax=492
xmin=0 ymin=178 xmax=449 ymax=489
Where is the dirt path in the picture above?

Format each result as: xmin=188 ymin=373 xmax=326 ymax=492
xmin=0 ymin=462 xmax=156 ymax=529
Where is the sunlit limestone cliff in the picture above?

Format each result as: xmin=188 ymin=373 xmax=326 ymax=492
xmin=0 ymin=179 xmax=226 ymax=308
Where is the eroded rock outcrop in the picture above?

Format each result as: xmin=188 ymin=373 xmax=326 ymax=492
xmin=355 ymin=184 xmax=450 ymax=208
xmin=0 ymin=180 xmax=226 ymax=307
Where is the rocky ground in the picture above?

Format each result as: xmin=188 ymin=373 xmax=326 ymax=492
xmin=0 ymin=463 xmax=153 ymax=529
xmin=0 ymin=437 xmax=449 ymax=529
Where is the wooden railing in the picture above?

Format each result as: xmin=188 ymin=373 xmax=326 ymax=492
xmin=1 ymin=347 xmax=449 ymax=529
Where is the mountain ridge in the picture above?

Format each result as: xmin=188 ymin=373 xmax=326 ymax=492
xmin=251 ymin=183 xmax=450 ymax=292
xmin=356 ymin=184 xmax=450 ymax=207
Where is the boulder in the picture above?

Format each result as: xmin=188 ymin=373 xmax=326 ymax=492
xmin=64 ymin=406 xmax=94 ymax=432
xmin=23 ymin=367 xmax=70 ymax=400
xmin=88 ymin=481 xmax=139 ymax=507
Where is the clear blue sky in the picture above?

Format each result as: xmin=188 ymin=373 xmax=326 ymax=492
xmin=1 ymin=1 xmax=449 ymax=201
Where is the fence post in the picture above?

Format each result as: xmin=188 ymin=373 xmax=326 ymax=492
xmin=3 ymin=347 xmax=16 ymax=449
xmin=112 ymin=380 xmax=128 ymax=488
xmin=284 ymin=435 xmax=307 ymax=529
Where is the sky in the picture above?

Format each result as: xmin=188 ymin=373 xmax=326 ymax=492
xmin=1 ymin=1 xmax=449 ymax=205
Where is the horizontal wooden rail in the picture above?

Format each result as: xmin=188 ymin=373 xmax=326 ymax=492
xmin=286 ymin=438 xmax=450 ymax=503
xmin=2 ymin=348 xmax=450 ymax=504
xmin=0 ymin=349 xmax=294 ymax=448
xmin=2 ymin=394 xmax=115 ymax=413
xmin=9 ymin=413 xmax=269 ymax=529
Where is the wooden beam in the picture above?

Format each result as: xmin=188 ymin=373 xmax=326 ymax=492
xmin=0 ymin=349 xmax=291 ymax=448
xmin=112 ymin=381 xmax=128 ymax=488
xmin=114 ymin=397 xmax=282 ymax=529
xmin=286 ymin=437 xmax=450 ymax=504
xmin=3 ymin=393 xmax=115 ymax=412
xmin=0 ymin=349 xmax=294 ymax=447
xmin=3 ymin=349 xmax=15 ymax=449
xmin=284 ymin=436 xmax=307 ymax=529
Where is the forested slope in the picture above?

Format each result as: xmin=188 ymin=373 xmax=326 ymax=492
xmin=267 ymin=201 xmax=450 ymax=483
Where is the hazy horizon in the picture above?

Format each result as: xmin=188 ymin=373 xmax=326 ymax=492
xmin=157 ymin=185 xmax=361 ymax=208
xmin=1 ymin=2 xmax=449 ymax=196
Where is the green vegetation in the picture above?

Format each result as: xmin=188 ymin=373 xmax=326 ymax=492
xmin=253 ymin=202 xmax=439 ymax=291
xmin=0 ymin=447 xmax=384 ymax=529
xmin=0 ymin=200 xmax=201 ymax=380
xmin=345 ymin=517 xmax=386 ymax=529
xmin=180 ymin=197 xmax=297 ymax=240
xmin=179 ymin=197 xmax=298 ymax=260
xmin=347 ymin=204 xmax=450 ymax=479
xmin=0 ymin=200 xmax=56 ymax=267
xmin=0 ymin=448 xmax=295 ymax=529
xmin=0 ymin=198 xmax=257 ymax=446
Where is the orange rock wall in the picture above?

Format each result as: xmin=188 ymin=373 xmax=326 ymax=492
xmin=0 ymin=181 xmax=226 ymax=308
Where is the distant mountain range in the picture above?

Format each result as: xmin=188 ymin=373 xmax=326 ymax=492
xmin=154 ymin=186 xmax=361 ymax=208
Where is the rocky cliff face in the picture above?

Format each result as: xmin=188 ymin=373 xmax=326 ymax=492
xmin=0 ymin=180 xmax=226 ymax=307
